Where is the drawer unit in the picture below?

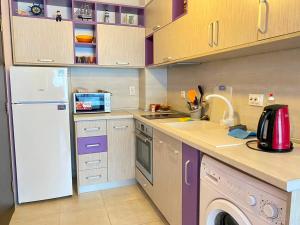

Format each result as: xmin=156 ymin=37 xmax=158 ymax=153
xmin=136 ymin=168 xmax=153 ymax=198
xmin=78 ymin=153 xmax=107 ymax=171
xmin=79 ymin=168 xmax=108 ymax=186
xmin=77 ymin=136 xmax=107 ymax=155
xmin=76 ymin=120 xmax=107 ymax=138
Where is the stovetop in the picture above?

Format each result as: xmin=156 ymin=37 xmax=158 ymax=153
xmin=141 ymin=113 xmax=190 ymax=120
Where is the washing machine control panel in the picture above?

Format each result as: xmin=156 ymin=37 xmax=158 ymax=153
xmin=202 ymin=161 xmax=289 ymax=225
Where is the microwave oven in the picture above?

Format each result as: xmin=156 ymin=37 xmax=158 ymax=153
xmin=73 ymin=93 xmax=111 ymax=114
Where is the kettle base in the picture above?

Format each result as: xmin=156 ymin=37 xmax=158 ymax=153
xmin=257 ymin=142 xmax=294 ymax=153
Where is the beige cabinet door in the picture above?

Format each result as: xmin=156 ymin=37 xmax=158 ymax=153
xmin=153 ymin=0 xmax=212 ymax=64
xmin=153 ymin=130 xmax=182 ymax=225
xmin=97 ymin=24 xmax=145 ymax=67
xmin=258 ymin=0 xmax=300 ymax=40
xmin=217 ymin=0 xmax=258 ymax=49
xmin=145 ymin=0 xmax=172 ymax=36
xmin=12 ymin=16 xmax=74 ymax=65
xmin=107 ymin=119 xmax=135 ymax=182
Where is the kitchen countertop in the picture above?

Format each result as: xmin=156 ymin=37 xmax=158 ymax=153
xmin=128 ymin=110 xmax=300 ymax=193
xmin=73 ymin=110 xmax=133 ymax=121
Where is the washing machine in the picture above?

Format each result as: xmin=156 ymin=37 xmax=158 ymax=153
xmin=200 ymin=155 xmax=289 ymax=225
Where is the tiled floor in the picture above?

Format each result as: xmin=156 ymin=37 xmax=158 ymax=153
xmin=10 ymin=185 xmax=168 ymax=225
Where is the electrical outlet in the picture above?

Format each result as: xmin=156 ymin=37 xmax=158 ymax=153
xmin=180 ymin=91 xmax=186 ymax=98
xmin=249 ymin=94 xmax=264 ymax=107
xmin=129 ymin=86 xmax=136 ymax=96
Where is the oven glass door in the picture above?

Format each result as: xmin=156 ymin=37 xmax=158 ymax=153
xmin=75 ymin=94 xmax=105 ymax=113
xmin=136 ymin=132 xmax=153 ymax=183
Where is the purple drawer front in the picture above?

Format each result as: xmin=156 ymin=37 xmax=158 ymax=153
xmin=77 ymin=136 xmax=107 ymax=155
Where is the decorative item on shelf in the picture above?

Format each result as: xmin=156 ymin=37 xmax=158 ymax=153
xmin=56 ymin=10 xmax=62 ymax=22
xmin=76 ymin=35 xmax=94 ymax=43
xmin=75 ymin=87 xmax=89 ymax=93
xmin=122 ymin=14 xmax=136 ymax=25
xmin=75 ymin=3 xmax=93 ymax=21
xmin=28 ymin=2 xmax=43 ymax=16
xmin=16 ymin=9 xmax=28 ymax=16
xmin=75 ymin=56 xmax=96 ymax=64
xmin=104 ymin=9 xmax=110 ymax=23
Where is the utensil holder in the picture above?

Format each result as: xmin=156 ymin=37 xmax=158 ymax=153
xmin=190 ymin=109 xmax=201 ymax=120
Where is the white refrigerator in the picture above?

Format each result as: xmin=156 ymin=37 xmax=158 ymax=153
xmin=10 ymin=67 xmax=73 ymax=203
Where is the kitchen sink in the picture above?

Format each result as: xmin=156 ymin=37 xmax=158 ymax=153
xmin=163 ymin=120 xmax=220 ymax=130
xmin=162 ymin=120 xmax=245 ymax=148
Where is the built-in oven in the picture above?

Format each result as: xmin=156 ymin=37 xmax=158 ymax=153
xmin=135 ymin=120 xmax=153 ymax=184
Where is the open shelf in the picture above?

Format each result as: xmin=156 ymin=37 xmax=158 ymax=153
xmin=96 ymin=3 xmax=120 ymax=25
xmin=145 ymin=35 xmax=154 ymax=66
xmin=75 ymin=46 xmax=97 ymax=64
xmin=45 ymin=0 xmax=72 ymax=20
xmin=120 ymin=6 xmax=144 ymax=27
xmin=13 ymin=0 xmax=45 ymax=17
xmin=173 ymin=0 xmax=188 ymax=21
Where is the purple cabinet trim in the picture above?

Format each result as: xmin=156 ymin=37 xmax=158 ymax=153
xmin=182 ymin=143 xmax=202 ymax=225
xmin=77 ymin=136 xmax=107 ymax=155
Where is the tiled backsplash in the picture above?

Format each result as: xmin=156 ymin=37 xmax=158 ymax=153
xmin=168 ymin=48 xmax=300 ymax=139
xmin=70 ymin=67 xmax=139 ymax=110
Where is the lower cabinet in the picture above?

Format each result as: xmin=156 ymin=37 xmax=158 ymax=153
xmin=107 ymin=119 xmax=135 ymax=182
xmin=153 ymin=130 xmax=182 ymax=225
xmin=75 ymin=118 xmax=135 ymax=193
xmin=182 ymin=143 xmax=202 ymax=225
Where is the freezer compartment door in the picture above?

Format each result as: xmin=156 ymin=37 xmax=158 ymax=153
xmin=10 ymin=67 xmax=68 ymax=103
xmin=12 ymin=103 xmax=73 ymax=203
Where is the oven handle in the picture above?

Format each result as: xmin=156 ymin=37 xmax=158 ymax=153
xmin=136 ymin=132 xmax=152 ymax=143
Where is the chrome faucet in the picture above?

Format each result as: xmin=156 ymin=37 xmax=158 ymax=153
xmin=205 ymin=94 xmax=235 ymax=127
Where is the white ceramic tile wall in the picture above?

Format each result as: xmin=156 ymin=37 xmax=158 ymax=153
xmin=167 ymin=48 xmax=300 ymax=139
xmin=70 ymin=67 xmax=139 ymax=110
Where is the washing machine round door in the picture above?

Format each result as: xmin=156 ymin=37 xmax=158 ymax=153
xmin=205 ymin=199 xmax=252 ymax=225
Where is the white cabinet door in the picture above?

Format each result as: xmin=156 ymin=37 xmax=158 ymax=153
xmin=107 ymin=119 xmax=135 ymax=182
xmin=97 ymin=24 xmax=145 ymax=67
xmin=153 ymin=130 xmax=182 ymax=225
xmin=12 ymin=16 xmax=74 ymax=65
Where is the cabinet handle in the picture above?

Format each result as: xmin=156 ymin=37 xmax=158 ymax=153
xmin=208 ymin=22 xmax=213 ymax=47
xmin=38 ymin=59 xmax=55 ymax=63
xmin=163 ymin=56 xmax=172 ymax=62
xmin=184 ymin=160 xmax=191 ymax=186
xmin=86 ymin=144 xmax=100 ymax=148
xmin=116 ymin=62 xmax=130 ymax=65
xmin=152 ymin=25 xmax=161 ymax=31
xmin=213 ymin=21 xmax=219 ymax=46
xmin=85 ymin=160 xmax=101 ymax=165
xmin=113 ymin=126 xmax=128 ymax=129
xmin=84 ymin=127 xmax=101 ymax=132
xmin=258 ymin=0 xmax=268 ymax=34
xmin=86 ymin=175 xmax=102 ymax=180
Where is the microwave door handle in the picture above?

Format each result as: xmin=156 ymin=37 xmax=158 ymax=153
xmin=257 ymin=111 xmax=272 ymax=141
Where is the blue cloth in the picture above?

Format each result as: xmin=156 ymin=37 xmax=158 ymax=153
xmin=228 ymin=129 xmax=257 ymax=139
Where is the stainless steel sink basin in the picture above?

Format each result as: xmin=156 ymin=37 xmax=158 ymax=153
xmin=162 ymin=120 xmax=245 ymax=148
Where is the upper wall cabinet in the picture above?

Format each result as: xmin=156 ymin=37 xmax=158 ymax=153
xmin=196 ymin=0 xmax=258 ymax=52
xmin=12 ymin=17 xmax=74 ymax=65
xmin=153 ymin=0 xmax=259 ymax=65
xmin=145 ymin=0 xmax=172 ymax=36
xmin=97 ymin=24 xmax=145 ymax=67
xmin=258 ymin=0 xmax=300 ymax=40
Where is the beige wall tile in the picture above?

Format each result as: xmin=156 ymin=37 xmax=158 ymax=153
xmin=70 ymin=67 xmax=139 ymax=110
xmin=139 ymin=68 xmax=168 ymax=111
xmin=167 ymin=48 xmax=300 ymax=139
